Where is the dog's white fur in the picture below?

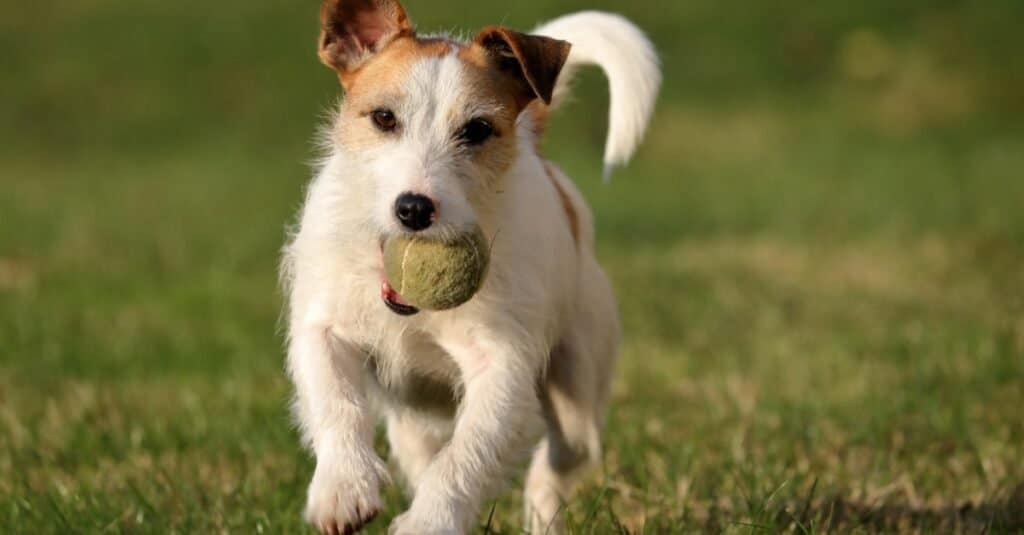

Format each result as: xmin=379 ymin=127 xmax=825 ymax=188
xmin=282 ymin=8 xmax=660 ymax=534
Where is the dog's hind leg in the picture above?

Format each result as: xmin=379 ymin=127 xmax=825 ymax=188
xmin=528 ymin=338 xmax=614 ymax=528
xmin=524 ymin=339 xmax=606 ymax=534
xmin=525 ymin=272 xmax=620 ymax=534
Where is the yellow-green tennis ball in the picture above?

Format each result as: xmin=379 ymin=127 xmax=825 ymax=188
xmin=383 ymin=228 xmax=490 ymax=311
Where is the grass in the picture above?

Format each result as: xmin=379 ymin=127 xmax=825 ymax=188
xmin=2 ymin=0 xmax=1023 ymax=532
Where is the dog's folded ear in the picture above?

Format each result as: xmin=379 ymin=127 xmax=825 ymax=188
xmin=473 ymin=27 xmax=572 ymax=108
xmin=319 ymin=0 xmax=414 ymax=83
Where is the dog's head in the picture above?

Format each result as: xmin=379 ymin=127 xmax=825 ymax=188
xmin=317 ymin=0 xmax=570 ymax=239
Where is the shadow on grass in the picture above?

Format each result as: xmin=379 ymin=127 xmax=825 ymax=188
xmin=762 ymin=482 xmax=1024 ymax=533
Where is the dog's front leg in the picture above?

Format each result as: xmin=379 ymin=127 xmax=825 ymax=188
xmin=389 ymin=331 xmax=543 ymax=535
xmin=289 ymin=326 xmax=388 ymax=534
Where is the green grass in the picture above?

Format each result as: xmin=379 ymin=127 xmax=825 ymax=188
xmin=2 ymin=0 xmax=1024 ymax=533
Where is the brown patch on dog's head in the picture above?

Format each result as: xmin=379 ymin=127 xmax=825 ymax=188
xmin=471 ymin=27 xmax=571 ymax=111
xmin=318 ymin=0 xmax=416 ymax=88
xmin=466 ymin=26 xmax=571 ymax=143
xmin=447 ymin=45 xmax=528 ymax=186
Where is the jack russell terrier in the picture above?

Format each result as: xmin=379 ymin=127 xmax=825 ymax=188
xmin=281 ymin=1 xmax=660 ymax=533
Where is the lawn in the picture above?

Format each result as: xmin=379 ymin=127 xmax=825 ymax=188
xmin=2 ymin=0 xmax=1023 ymax=533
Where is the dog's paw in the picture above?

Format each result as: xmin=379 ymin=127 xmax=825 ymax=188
xmin=387 ymin=501 xmax=466 ymax=535
xmin=304 ymin=454 xmax=388 ymax=534
xmin=388 ymin=512 xmax=462 ymax=535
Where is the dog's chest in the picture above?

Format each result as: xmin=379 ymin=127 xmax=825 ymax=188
xmin=358 ymin=331 xmax=463 ymax=418
xmin=329 ymin=276 xmax=470 ymax=417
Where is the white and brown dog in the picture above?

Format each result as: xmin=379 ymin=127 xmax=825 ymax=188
xmin=281 ymin=1 xmax=659 ymax=533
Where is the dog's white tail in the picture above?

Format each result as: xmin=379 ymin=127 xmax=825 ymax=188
xmin=533 ymin=12 xmax=661 ymax=178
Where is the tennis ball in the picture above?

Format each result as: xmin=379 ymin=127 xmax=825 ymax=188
xmin=383 ymin=227 xmax=490 ymax=311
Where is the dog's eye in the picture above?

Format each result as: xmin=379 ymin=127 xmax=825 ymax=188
xmin=457 ymin=118 xmax=494 ymax=146
xmin=371 ymin=109 xmax=398 ymax=132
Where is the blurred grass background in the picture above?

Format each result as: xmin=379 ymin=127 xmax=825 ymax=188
xmin=2 ymin=0 xmax=1023 ymax=532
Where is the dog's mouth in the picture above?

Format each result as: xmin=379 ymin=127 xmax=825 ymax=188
xmin=381 ymin=278 xmax=420 ymax=316
xmin=379 ymin=239 xmax=419 ymax=316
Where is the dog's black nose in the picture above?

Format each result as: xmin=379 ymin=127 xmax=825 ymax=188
xmin=394 ymin=193 xmax=435 ymax=231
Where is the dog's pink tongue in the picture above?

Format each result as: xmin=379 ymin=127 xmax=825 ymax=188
xmin=381 ymin=279 xmax=411 ymax=306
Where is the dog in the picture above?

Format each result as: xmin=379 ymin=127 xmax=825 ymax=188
xmin=281 ymin=1 xmax=660 ymax=533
